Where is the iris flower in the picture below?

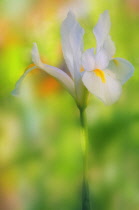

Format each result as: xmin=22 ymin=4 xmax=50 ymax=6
xmin=12 ymin=11 xmax=134 ymax=108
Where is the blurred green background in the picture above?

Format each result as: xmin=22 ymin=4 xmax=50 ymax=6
xmin=0 ymin=0 xmax=139 ymax=209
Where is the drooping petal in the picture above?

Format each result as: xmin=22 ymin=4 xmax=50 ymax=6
xmin=82 ymin=48 xmax=95 ymax=71
xmin=95 ymin=49 xmax=109 ymax=70
xmin=12 ymin=43 xmax=75 ymax=98
xmin=82 ymin=70 xmax=122 ymax=105
xmin=93 ymin=10 xmax=111 ymax=52
xmin=107 ymin=57 xmax=134 ymax=84
xmin=11 ymin=65 xmax=37 ymax=96
xmin=61 ymin=11 xmax=84 ymax=79
xmin=103 ymin=35 xmax=116 ymax=59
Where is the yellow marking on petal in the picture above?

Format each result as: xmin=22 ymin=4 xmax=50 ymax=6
xmin=80 ymin=67 xmax=85 ymax=72
xmin=113 ymin=59 xmax=119 ymax=66
xmin=94 ymin=69 xmax=106 ymax=83
xmin=25 ymin=63 xmax=36 ymax=71
xmin=24 ymin=63 xmax=40 ymax=75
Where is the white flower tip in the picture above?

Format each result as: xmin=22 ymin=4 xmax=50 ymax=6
xmin=11 ymin=88 xmax=19 ymax=97
xmin=102 ymin=10 xmax=110 ymax=22
xmin=103 ymin=10 xmax=109 ymax=15
xmin=31 ymin=42 xmax=41 ymax=66
xmin=65 ymin=10 xmax=76 ymax=24
xmin=67 ymin=10 xmax=75 ymax=18
xmin=33 ymin=42 xmax=37 ymax=47
xmin=100 ymin=10 xmax=110 ymax=20
xmin=32 ymin=42 xmax=38 ymax=54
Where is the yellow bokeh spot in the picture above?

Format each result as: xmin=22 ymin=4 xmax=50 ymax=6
xmin=80 ymin=67 xmax=85 ymax=72
xmin=94 ymin=69 xmax=106 ymax=83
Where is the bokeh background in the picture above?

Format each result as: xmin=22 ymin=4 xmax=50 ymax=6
xmin=0 ymin=0 xmax=139 ymax=209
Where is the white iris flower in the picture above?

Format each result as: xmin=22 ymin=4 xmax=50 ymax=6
xmin=12 ymin=11 xmax=134 ymax=108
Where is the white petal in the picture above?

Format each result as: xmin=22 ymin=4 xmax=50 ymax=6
xmin=12 ymin=44 xmax=75 ymax=98
xmin=103 ymin=35 xmax=116 ymax=59
xmin=82 ymin=70 xmax=122 ymax=105
xmin=61 ymin=11 xmax=88 ymax=108
xmin=107 ymin=57 xmax=134 ymax=84
xmin=11 ymin=65 xmax=37 ymax=96
xmin=82 ymin=48 xmax=95 ymax=71
xmin=95 ymin=49 xmax=109 ymax=70
xmin=61 ymin=11 xmax=84 ymax=79
xmin=32 ymin=43 xmax=42 ymax=66
xmin=93 ymin=10 xmax=111 ymax=52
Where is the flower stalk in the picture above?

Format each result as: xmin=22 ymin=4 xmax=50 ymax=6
xmin=79 ymin=108 xmax=91 ymax=210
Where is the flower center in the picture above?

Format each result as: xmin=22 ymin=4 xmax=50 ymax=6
xmin=80 ymin=67 xmax=85 ymax=72
xmin=80 ymin=67 xmax=106 ymax=83
xmin=94 ymin=69 xmax=106 ymax=83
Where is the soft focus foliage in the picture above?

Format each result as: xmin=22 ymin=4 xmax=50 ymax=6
xmin=0 ymin=0 xmax=139 ymax=209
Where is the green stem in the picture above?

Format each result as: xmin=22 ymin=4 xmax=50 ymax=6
xmin=79 ymin=108 xmax=91 ymax=210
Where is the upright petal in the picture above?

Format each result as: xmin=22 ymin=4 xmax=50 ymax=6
xmin=61 ymin=11 xmax=84 ymax=79
xmin=103 ymin=35 xmax=116 ymax=59
xmin=95 ymin=49 xmax=109 ymax=70
xmin=61 ymin=11 xmax=88 ymax=108
xmin=82 ymin=70 xmax=122 ymax=105
xmin=82 ymin=48 xmax=95 ymax=71
xmin=107 ymin=57 xmax=134 ymax=84
xmin=93 ymin=10 xmax=111 ymax=52
xmin=12 ymin=43 xmax=75 ymax=98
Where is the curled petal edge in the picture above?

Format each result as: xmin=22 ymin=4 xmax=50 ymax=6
xmin=12 ymin=59 xmax=76 ymax=100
